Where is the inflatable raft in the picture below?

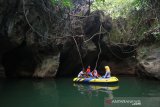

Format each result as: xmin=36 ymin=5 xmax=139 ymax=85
xmin=73 ymin=76 xmax=119 ymax=84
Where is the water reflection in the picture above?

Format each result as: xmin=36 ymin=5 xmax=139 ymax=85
xmin=0 ymin=77 xmax=160 ymax=107
xmin=0 ymin=79 xmax=59 ymax=107
xmin=73 ymin=83 xmax=119 ymax=99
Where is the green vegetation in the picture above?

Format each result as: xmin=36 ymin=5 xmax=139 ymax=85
xmin=91 ymin=0 xmax=135 ymax=18
xmin=49 ymin=0 xmax=160 ymax=44
xmin=51 ymin=0 xmax=73 ymax=7
xmin=91 ymin=0 xmax=160 ymax=43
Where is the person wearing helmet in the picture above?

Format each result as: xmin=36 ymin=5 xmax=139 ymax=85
xmin=103 ymin=66 xmax=111 ymax=78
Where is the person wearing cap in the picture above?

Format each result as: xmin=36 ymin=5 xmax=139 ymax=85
xmin=103 ymin=66 xmax=111 ymax=78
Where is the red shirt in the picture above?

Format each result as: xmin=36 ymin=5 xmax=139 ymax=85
xmin=86 ymin=68 xmax=91 ymax=74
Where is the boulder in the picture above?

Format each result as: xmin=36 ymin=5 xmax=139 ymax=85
xmin=136 ymin=48 xmax=160 ymax=80
xmin=33 ymin=53 xmax=60 ymax=78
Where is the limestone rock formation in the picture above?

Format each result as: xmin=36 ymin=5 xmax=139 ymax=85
xmin=0 ymin=0 xmax=137 ymax=78
xmin=137 ymin=48 xmax=160 ymax=80
xmin=0 ymin=0 xmax=66 ymax=78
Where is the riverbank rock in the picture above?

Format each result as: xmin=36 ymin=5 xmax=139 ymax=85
xmin=136 ymin=47 xmax=160 ymax=80
xmin=33 ymin=53 xmax=60 ymax=78
xmin=0 ymin=0 xmax=66 ymax=78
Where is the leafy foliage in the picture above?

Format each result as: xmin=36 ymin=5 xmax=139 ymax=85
xmin=90 ymin=0 xmax=160 ymax=44
xmin=91 ymin=0 xmax=135 ymax=18
xmin=51 ymin=0 xmax=73 ymax=7
xmin=49 ymin=0 xmax=160 ymax=44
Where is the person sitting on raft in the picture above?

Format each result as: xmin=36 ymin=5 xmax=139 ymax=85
xmin=86 ymin=66 xmax=93 ymax=77
xmin=102 ymin=66 xmax=111 ymax=78
xmin=78 ymin=68 xmax=85 ymax=78
xmin=92 ymin=69 xmax=99 ymax=78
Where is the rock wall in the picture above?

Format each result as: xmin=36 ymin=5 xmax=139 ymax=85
xmin=0 ymin=0 xmax=66 ymax=78
xmin=136 ymin=47 xmax=160 ymax=80
xmin=0 ymin=0 xmax=137 ymax=78
xmin=136 ymin=27 xmax=160 ymax=80
xmin=57 ymin=10 xmax=137 ymax=77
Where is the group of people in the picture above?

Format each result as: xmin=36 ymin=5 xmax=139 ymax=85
xmin=78 ymin=66 xmax=111 ymax=78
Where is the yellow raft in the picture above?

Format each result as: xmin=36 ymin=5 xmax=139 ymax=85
xmin=73 ymin=76 xmax=119 ymax=84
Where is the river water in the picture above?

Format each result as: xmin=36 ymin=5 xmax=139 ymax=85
xmin=0 ymin=77 xmax=160 ymax=107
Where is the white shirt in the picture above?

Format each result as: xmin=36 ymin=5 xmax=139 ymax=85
xmin=78 ymin=71 xmax=84 ymax=77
